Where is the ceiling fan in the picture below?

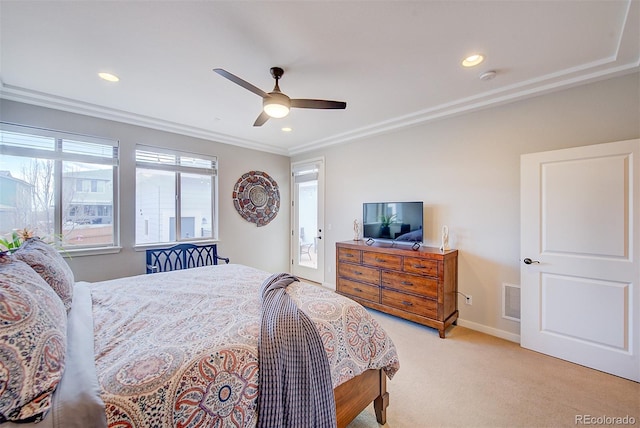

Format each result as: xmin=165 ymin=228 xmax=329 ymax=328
xmin=213 ymin=67 xmax=347 ymax=127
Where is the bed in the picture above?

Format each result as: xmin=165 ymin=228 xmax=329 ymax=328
xmin=0 ymin=239 xmax=399 ymax=427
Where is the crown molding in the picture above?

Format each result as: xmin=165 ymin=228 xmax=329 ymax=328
xmin=289 ymin=59 xmax=640 ymax=156
xmin=2 ymin=60 xmax=638 ymax=158
xmin=0 ymin=83 xmax=289 ymax=156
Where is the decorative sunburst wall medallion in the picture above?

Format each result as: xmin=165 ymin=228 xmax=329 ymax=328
xmin=232 ymin=171 xmax=280 ymax=226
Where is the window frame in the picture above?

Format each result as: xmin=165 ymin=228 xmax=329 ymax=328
xmin=0 ymin=122 xmax=120 ymax=254
xmin=134 ymin=145 xmax=218 ymax=247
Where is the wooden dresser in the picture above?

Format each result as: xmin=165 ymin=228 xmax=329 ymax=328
xmin=336 ymin=240 xmax=458 ymax=338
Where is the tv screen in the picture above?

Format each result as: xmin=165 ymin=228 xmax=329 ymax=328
xmin=362 ymin=201 xmax=423 ymax=243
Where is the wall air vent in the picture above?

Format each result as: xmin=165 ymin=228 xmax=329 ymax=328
xmin=502 ymin=283 xmax=521 ymax=321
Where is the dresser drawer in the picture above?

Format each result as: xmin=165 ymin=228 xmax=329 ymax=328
xmin=362 ymin=251 xmax=402 ymax=270
xmin=381 ymin=271 xmax=437 ymax=298
xmin=338 ymin=247 xmax=361 ymax=263
xmin=403 ymin=257 xmax=438 ymax=277
xmin=338 ymin=263 xmax=380 ymax=285
xmin=337 ymin=278 xmax=380 ymax=303
xmin=382 ymin=288 xmax=437 ymax=319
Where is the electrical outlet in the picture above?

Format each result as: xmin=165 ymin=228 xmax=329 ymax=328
xmin=465 ymin=295 xmax=473 ymax=305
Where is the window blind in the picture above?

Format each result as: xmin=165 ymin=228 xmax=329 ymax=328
xmin=136 ymin=146 xmax=217 ymax=175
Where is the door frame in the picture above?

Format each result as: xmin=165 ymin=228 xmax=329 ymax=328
xmin=291 ymin=157 xmax=325 ymax=283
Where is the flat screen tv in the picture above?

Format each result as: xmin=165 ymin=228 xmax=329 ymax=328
xmin=362 ymin=201 xmax=423 ymax=244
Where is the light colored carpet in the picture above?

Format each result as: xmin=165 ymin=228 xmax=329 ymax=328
xmin=347 ymin=310 xmax=639 ymax=428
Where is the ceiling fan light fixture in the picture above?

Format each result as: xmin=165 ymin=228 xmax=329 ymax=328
xmin=264 ymin=102 xmax=290 ymax=118
xmin=263 ymin=93 xmax=291 ymax=118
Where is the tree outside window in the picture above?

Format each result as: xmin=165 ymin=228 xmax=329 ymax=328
xmin=0 ymin=124 xmax=119 ymax=249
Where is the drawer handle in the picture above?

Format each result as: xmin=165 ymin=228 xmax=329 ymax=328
xmin=354 ymin=271 xmax=363 ymax=275
xmin=375 ymin=258 xmax=386 ymax=263
xmin=402 ymin=301 xmax=413 ymax=307
xmin=354 ymin=287 xmax=363 ymax=292
xmin=400 ymin=281 xmax=414 ymax=286
xmin=412 ymin=264 xmax=427 ymax=269
xmin=345 ymin=254 xmax=354 ymax=258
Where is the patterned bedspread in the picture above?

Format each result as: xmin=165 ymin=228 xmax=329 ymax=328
xmin=88 ymin=264 xmax=399 ymax=427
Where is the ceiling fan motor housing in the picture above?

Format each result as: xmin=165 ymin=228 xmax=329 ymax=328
xmin=270 ymin=67 xmax=285 ymax=80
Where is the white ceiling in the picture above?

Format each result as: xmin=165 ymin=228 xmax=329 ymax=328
xmin=1 ymin=1 xmax=638 ymax=156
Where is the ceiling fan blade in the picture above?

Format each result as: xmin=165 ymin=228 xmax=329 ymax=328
xmin=213 ymin=68 xmax=269 ymax=98
xmin=290 ymin=99 xmax=347 ymax=109
xmin=253 ymin=111 xmax=270 ymax=127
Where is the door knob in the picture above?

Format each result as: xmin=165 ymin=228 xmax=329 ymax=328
xmin=523 ymin=258 xmax=540 ymax=265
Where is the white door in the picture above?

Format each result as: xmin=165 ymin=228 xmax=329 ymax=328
xmin=521 ymin=139 xmax=640 ymax=382
xmin=291 ymin=158 xmax=324 ymax=283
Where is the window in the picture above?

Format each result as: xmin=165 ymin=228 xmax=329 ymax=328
xmin=135 ymin=146 xmax=217 ymax=245
xmin=0 ymin=123 xmax=119 ymax=249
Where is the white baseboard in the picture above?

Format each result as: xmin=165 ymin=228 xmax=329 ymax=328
xmin=317 ymin=282 xmax=521 ymax=344
xmin=320 ymin=282 xmax=336 ymax=291
xmin=456 ymin=318 xmax=521 ymax=344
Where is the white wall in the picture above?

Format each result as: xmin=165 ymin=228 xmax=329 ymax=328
xmin=292 ymin=72 xmax=640 ymax=339
xmin=2 ymin=73 xmax=638 ymax=338
xmin=0 ymin=100 xmax=292 ymax=281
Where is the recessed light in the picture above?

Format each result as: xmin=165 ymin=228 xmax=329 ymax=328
xmin=98 ymin=72 xmax=120 ymax=82
xmin=462 ymin=54 xmax=484 ymax=67
xmin=281 ymin=127 xmax=292 ymax=132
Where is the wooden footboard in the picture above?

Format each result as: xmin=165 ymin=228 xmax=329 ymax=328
xmin=334 ymin=369 xmax=388 ymax=428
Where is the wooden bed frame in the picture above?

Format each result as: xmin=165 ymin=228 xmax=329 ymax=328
xmin=334 ymin=369 xmax=388 ymax=428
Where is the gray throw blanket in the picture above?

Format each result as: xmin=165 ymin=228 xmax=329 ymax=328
xmin=258 ymin=273 xmax=337 ymax=428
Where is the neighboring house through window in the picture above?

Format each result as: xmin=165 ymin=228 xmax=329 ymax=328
xmin=135 ymin=145 xmax=217 ymax=245
xmin=0 ymin=123 xmax=119 ymax=249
